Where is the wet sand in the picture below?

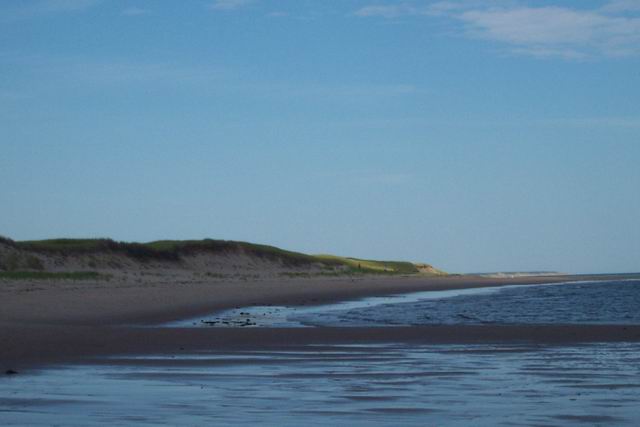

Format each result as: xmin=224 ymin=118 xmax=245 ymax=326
xmin=1 ymin=273 xmax=640 ymax=372
xmin=3 ymin=343 xmax=640 ymax=426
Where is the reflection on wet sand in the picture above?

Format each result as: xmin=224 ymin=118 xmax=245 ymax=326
xmin=1 ymin=343 xmax=639 ymax=426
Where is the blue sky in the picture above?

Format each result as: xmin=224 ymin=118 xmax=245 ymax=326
xmin=1 ymin=0 xmax=639 ymax=273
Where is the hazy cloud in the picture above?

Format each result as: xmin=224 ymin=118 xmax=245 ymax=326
xmin=5 ymin=55 xmax=419 ymax=104
xmin=1 ymin=0 xmax=101 ymax=20
xmin=3 ymin=55 xmax=226 ymax=91
xmin=60 ymin=61 xmax=225 ymax=86
xmin=354 ymin=4 xmax=419 ymax=18
xmin=209 ymin=0 xmax=253 ymax=11
xmin=601 ymin=0 xmax=640 ymax=13
xmin=459 ymin=5 xmax=640 ymax=57
xmin=355 ymin=1 xmax=640 ymax=59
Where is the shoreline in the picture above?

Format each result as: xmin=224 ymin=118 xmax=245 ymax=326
xmin=3 ymin=273 xmax=637 ymax=326
xmin=2 ymin=273 xmax=640 ymax=372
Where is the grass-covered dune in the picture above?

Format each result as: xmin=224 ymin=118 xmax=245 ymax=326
xmin=12 ymin=238 xmax=324 ymax=266
xmin=0 ymin=236 xmax=445 ymax=277
xmin=316 ymin=255 xmax=422 ymax=275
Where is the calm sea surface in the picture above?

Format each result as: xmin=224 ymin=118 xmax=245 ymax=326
xmin=293 ymin=279 xmax=640 ymax=327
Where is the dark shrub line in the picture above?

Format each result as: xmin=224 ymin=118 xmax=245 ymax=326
xmin=3 ymin=237 xmax=428 ymax=274
xmin=14 ymin=238 xmax=337 ymax=267
xmin=0 ymin=271 xmax=104 ymax=280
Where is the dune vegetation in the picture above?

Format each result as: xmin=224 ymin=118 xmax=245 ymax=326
xmin=0 ymin=271 xmax=104 ymax=280
xmin=0 ymin=236 xmax=445 ymax=278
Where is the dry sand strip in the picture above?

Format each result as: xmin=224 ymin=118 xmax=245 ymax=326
xmin=1 ymin=273 xmax=639 ymax=372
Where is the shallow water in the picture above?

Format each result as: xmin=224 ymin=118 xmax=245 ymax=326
xmin=297 ymin=279 xmax=640 ymax=327
xmin=167 ymin=284 xmax=503 ymax=328
xmin=172 ymin=279 xmax=640 ymax=328
xmin=2 ymin=343 xmax=640 ymax=426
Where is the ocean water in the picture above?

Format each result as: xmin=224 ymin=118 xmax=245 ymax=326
xmin=172 ymin=279 xmax=640 ymax=328
xmin=2 ymin=343 xmax=640 ymax=426
xmin=294 ymin=279 xmax=640 ymax=327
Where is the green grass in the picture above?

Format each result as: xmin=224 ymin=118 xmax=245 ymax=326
xmin=0 ymin=271 xmax=105 ymax=280
xmin=144 ymin=239 xmax=326 ymax=266
xmin=2 ymin=236 xmax=443 ymax=276
xmin=16 ymin=239 xmax=179 ymax=261
xmin=315 ymin=255 xmax=419 ymax=274
xmin=17 ymin=238 xmax=109 ymax=251
xmin=10 ymin=237 xmax=331 ymax=267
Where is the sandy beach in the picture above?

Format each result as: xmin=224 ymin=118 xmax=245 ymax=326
xmin=2 ymin=273 xmax=640 ymax=372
